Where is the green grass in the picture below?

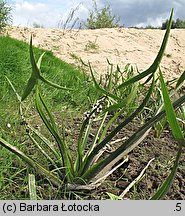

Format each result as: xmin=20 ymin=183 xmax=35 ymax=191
xmin=0 ymin=36 xmax=100 ymax=125
xmin=0 ymin=36 xmax=99 ymax=106
xmin=0 ymin=35 xmax=101 ymax=199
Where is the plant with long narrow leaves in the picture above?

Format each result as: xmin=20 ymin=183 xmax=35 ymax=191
xmin=0 ymin=9 xmax=184 ymax=199
xmin=150 ymin=68 xmax=184 ymax=199
xmin=21 ymin=36 xmax=73 ymax=101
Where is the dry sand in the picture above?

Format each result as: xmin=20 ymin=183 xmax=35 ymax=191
xmin=6 ymin=26 xmax=185 ymax=81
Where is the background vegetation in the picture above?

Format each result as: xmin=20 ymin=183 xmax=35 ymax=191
xmin=162 ymin=18 xmax=185 ymax=29
xmin=0 ymin=0 xmax=12 ymax=31
xmin=84 ymin=0 xmax=121 ymax=29
xmin=0 ymin=36 xmax=101 ymax=199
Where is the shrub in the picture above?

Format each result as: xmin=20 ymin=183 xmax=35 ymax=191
xmin=84 ymin=0 xmax=120 ymax=29
xmin=0 ymin=0 xmax=12 ymax=31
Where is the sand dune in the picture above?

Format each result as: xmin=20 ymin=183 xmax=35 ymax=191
xmin=6 ymin=26 xmax=185 ymax=81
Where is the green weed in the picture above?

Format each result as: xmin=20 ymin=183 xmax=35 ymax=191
xmin=85 ymin=37 xmax=99 ymax=52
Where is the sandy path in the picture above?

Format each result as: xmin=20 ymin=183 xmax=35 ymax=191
xmin=6 ymin=26 xmax=185 ymax=81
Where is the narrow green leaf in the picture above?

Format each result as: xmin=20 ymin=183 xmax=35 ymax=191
xmin=150 ymin=68 xmax=185 ymax=199
xmin=39 ymin=75 xmax=73 ymax=91
xmin=39 ymin=92 xmax=58 ymax=132
xmin=80 ymin=58 xmax=89 ymax=67
xmin=21 ymin=35 xmax=40 ymax=101
xmin=79 ymin=78 xmax=155 ymax=176
xmin=106 ymin=58 xmax=113 ymax=66
xmin=86 ymin=111 xmax=108 ymax=158
xmin=81 ymin=120 xmax=93 ymax=152
xmin=75 ymin=118 xmax=91 ymax=172
xmin=104 ymin=83 xmax=138 ymax=112
xmin=176 ymin=70 xmax=185 ymax=90
xmin=35 ymin=86 xmax=64 ymax=161
xmin=106 ymin=58 xmax=114 ymax=91
xmin=159 ymin=67 xmax=184 ymax=140
xmin=142 ymin=73 xmax=154 ymax=85
xmin=22 ymin=36 xmax=73 ymax=101
xmin=103 ymin=98 xmax=126 ymax=112
xmin=180 ymin=105 xmax=185 ymax=122
xmin=27 ymin=124 xmax=61 ymax=160
xmin=5 ymin=76 xmax=22 ymax=102
xmin=29 ymin=134 xmax=62 ymax=176
xmin=117 ymin=9 xmax=173 ymax=89
xmin=89 ymin=62 xmax=121 ymax=101
xmin=29 ymin=35 xmax=41 ymax=79
xmin=106 ymin=192 xmax=122 ymax=200
xmin=21 ymin=74 xmax=37 ymax=101
xmin=80 ymin=94 xmax=185 ymax=183
xmin=37 ymin=52 xmax=46 ymax=70
xmin=35 ymin=86 xmax=74 ymax=182
xmin=0 ymin=137 xmax=62 ymax=186
xmin=28 ymin=174 xmax=37 ymax=200
xmin=99 ymin=109 xmax=122 ymax=143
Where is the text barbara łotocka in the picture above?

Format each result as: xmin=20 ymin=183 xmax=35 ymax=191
xmin=2 ymin=202 xmax=100 ymax=213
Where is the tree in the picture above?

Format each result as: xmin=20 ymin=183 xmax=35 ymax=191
xmin=0 ymin=0 xmax=12 ymax=31
xmin=161 ymin=18 xmax=185 ymax=29
xmin=175 ymin=18 xmax=185 ymax=28
xmin=84 ymin=0 xmax=121 ymax=29
xmin=33 ymin=22 xmax=44 ymax=28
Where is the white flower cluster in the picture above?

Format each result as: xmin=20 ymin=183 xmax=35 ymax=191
xmin=84 ymin=97 xmax=105 ymax=120
xmin=84 ymin=111 xmax=91 ymax=119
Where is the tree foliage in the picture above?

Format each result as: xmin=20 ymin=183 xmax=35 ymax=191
xmin=162 ymin=18 xmax=185 ymax=29
xmin=0 ymin=0 xmax=12 ymax=31
xmin=84 ymin=0 xmax=121 ymax=29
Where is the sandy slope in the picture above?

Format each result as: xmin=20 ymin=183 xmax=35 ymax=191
xmin=5 ymin=26 xmax=185 ymax=81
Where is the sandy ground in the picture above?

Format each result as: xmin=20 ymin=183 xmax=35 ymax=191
xmin=5 ymin=26 xmax=185 ymax=81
